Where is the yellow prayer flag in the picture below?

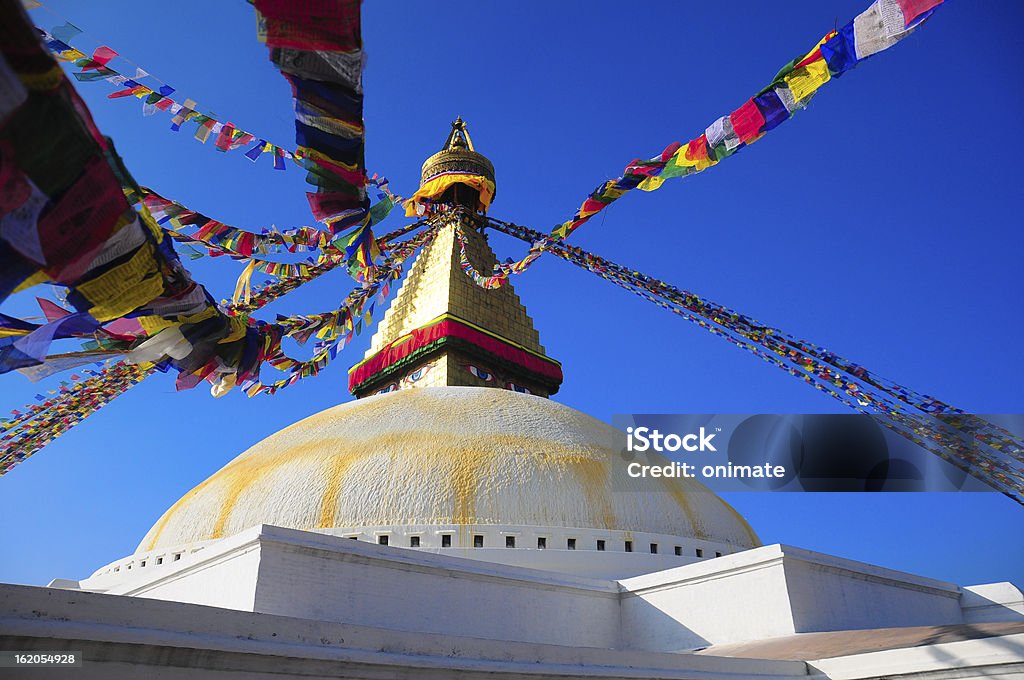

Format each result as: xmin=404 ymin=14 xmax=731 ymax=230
xmin=13 ymin=270 xmax=49 ymax=293
xmin=784 ymin=58 xmax=831 ymax=102
xmin=637 ymin=175 xmax=666 ymax=192
xmin=76 ymin=242 xmax=164 ymax=321
xmin=20 ymin=64 xmax=63 ymax=91
xmin=138 ymin=315 xmax=174 ymax=335
xmin=670 ymin=145 xmax=715 ymax=172
xmin=232 ymin=259 xmax=258 ymax=305
xmin=217 ymin=316 xmax=248 ymax=344
xmin=138 ymin=203 xmax=165 ymax=243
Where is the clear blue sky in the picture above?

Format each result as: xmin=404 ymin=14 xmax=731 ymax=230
xmin=2 ymin=1 xmax=1022 ymax=588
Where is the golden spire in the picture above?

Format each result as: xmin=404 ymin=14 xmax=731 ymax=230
xmin=349 ymin=123 xmax=562 ymax=398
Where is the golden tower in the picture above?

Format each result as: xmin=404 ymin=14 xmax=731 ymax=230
xmin=348 ymin=120 xmax=562 ymax=398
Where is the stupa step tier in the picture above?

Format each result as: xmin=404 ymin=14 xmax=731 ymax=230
xmin=348 ymin=313 xmax=563 ymax=396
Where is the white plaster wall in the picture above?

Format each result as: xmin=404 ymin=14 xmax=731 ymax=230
xmin=0 ymin=583 xmax=808 ymax=680
xmin=78 ymin=542 xmax=216 ymax=592
xmin=313 ymin=523 xmax=739 ymax=579
xmin=619 ymin=545 xmax=797 ymax=651
xmin=780 ymin=547 xmax=963 ymax=633
xmin=430 ymin=546 xmax=691 ymax=579
xmin=251 ymin=528 xmax=621 ymax=648
xmin=56 ymin=525 xmax=1021 ymax=665
xmin=5 ymin=582 xmax=1019 ymax=680
xmin=961 ymin=583 xmax=1024 ymax=624
xmin=617 ymin=545 xmax=970 ymax=652
xmin=73 ymin=523 xmax=737 ymax=592
xmin=115 ymin=542 xmax=261 ymax=611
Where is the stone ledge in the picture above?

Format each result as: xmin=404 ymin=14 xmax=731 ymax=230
xmin=618 ymin=544 xmax=960 ymax=598
xmin=0 ymin=584 xmax=808 ymax=679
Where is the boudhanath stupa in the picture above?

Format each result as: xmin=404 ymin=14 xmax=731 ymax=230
xmin=3 ymin=123 xmax=1023 ymax=680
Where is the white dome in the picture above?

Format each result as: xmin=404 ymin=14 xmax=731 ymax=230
xmin=138 ymin=387 xmax=759 ymax=552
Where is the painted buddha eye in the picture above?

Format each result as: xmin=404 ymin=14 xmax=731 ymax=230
xmin=466 ymin=365 xmax=494 ymax=382
xmin=507 ymin=382 xmax=531 ymax=394
xmin=403 ymin=362 xmax=434 ymax=385
xmin=377 ymin=383 xmax=398 ymax=394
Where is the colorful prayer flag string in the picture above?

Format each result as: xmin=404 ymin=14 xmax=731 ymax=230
xmin=28 ymin=0 xmax=404 ymax=216
xmin=0 ymin=0 xmax=240 ymax=386
xmin=465 ymin=0 xmax=946 ymax=288
xmin=485 ymin=216 xmax=1024 ymax=504
xmin=230 ymin=221 xmax=440 ymax=396
xmin=0 ymin=360 xmax=150 ymax=476
xmin=35 ymin=29 xmax=299 ymax=171
xmin=255 ymin=0 xmax=379 ymax=280
xmin=138 ymin=181 xmax=403 ymax=289
xmin=0 ymin=216 xmax=435 ymax=475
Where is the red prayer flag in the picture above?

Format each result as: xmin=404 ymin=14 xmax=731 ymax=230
xmin=38 ymin=157 xmax=127 ymax=284
xmin=895 ymin=0 xmax=943 ymax=26
xmin=305 ymin=153 xmax=366 ymax=186
xmin=660 ymin=142 xmax=682 ymax=162
xmin=37 ymin=297 xmax=71 ymax=322
xmin=307 ymin=191 xmax=362 ymax=221
xmin=730 ymin=99 xmax=765 ymax=144
xmin=255 ymin=0 xmax=361 ymax=52
xmin=91 ymin=46 xmax=117 ymax=66
xmin=107 ymin=85 xmax=147 ymax=99
xmin=686 ymin=135 xmax=710 ymax=163
xmin=237 ymin=232 xmax=255 ymax=258
xmin=215 ymin=123 xmax=236 ymax=151
xmin=0 ymin=144 xmax=31 ymax=213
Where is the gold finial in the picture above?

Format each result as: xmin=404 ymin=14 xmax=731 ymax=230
xmin=442 ymin=117 xmax=475 ymax=152
xmin=420 ymin=118 xmax=495 ymax=190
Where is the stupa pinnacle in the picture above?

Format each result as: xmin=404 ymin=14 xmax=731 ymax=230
xmin=348 ymin=121 xmax=563 ymax=398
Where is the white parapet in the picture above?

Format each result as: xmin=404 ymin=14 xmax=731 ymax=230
xmin=618 ymin=544 xmax=966 ymax=651
xmin=44 ymin=525 xmax=1024 ymax=658
xmin=0 ymin=582 xmax=808 ymax=680
xmin=961 ymin=582 xmax=1024 ymax=624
